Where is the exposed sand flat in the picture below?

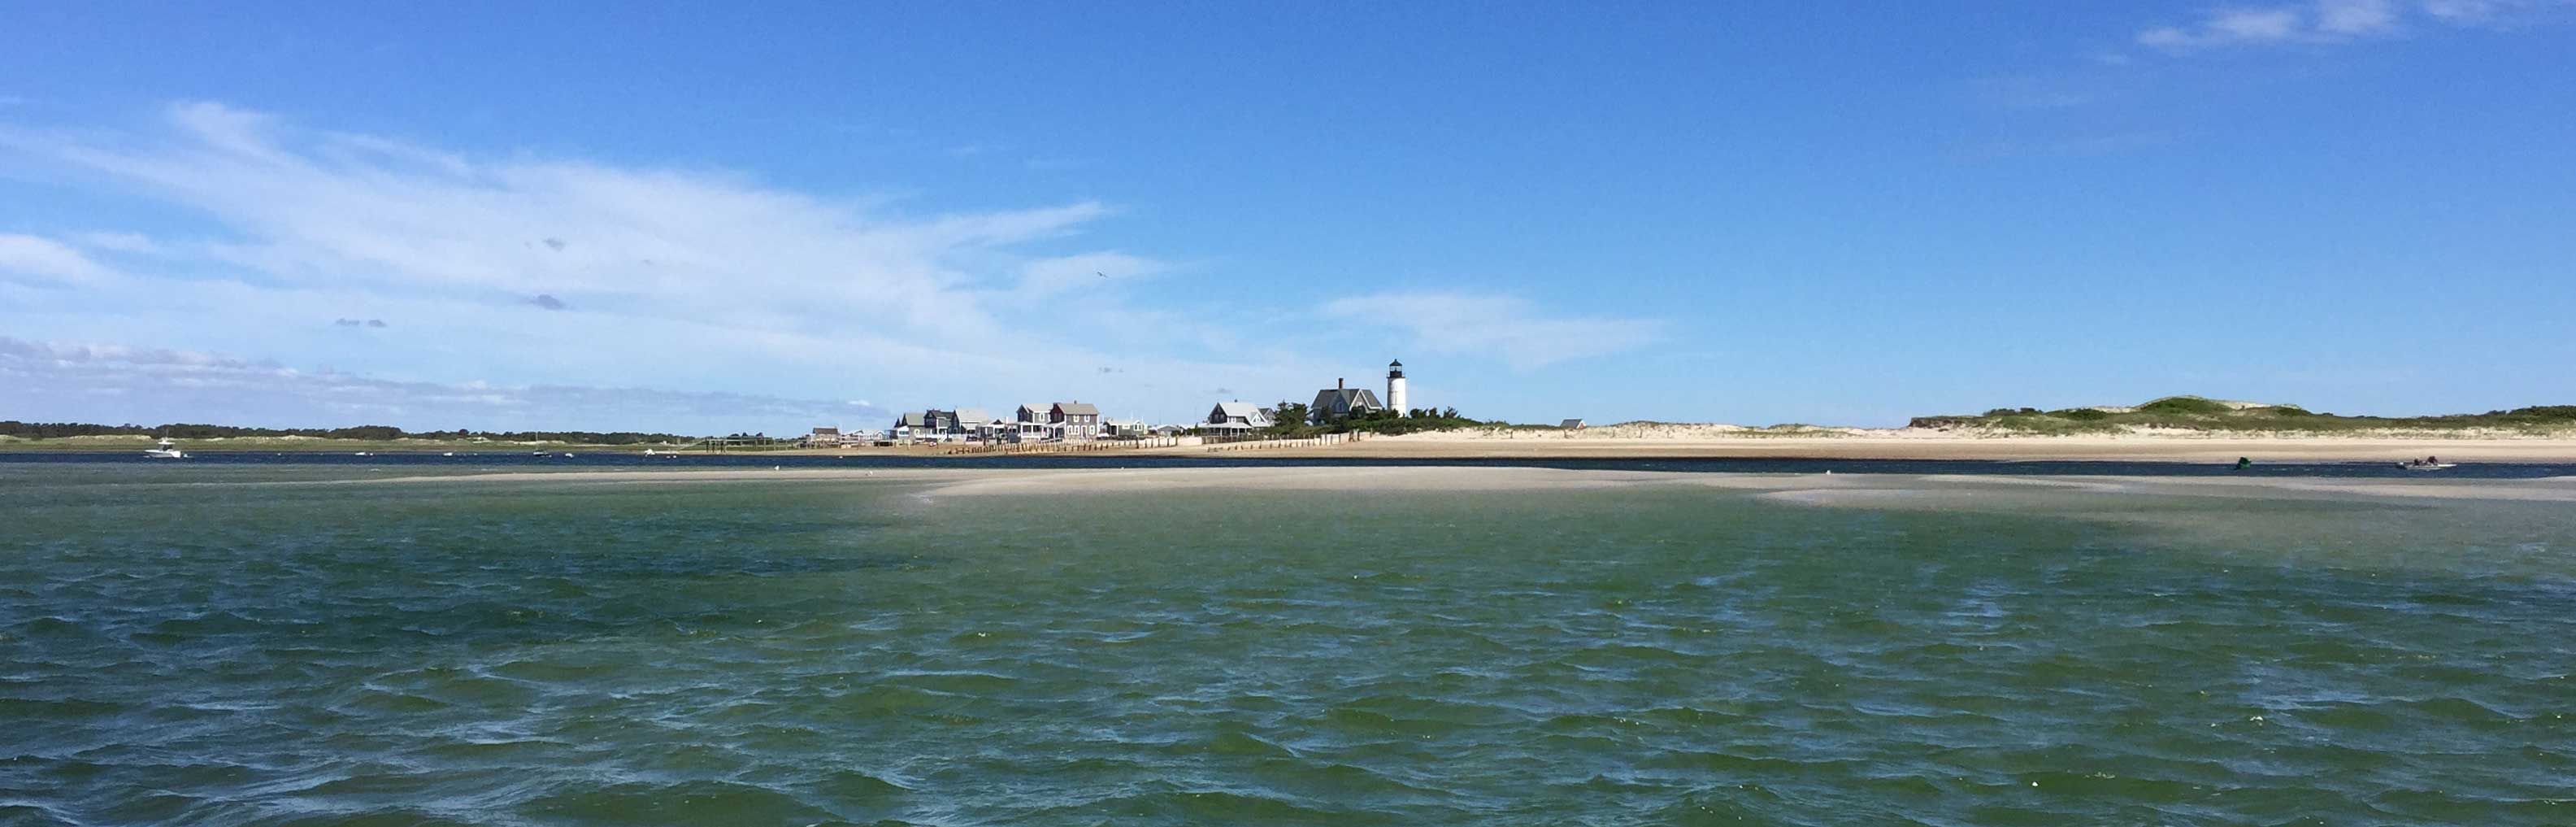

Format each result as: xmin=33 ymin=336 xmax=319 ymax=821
xmin=919 ymin=465 xmax=1662 ymax=497
xmin=1219 ymin=434 xmax=2576 ymax=463
xmin=1754 ymin=473 xmax=2576 ymax=509
xmin=348 ymin=468 xmax=985 ymax=485
xmin=328 ymin=464 xmax=2576 ymax=505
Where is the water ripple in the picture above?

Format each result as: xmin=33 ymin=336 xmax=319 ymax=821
xmin=3 ymin=472 xmax=2572 ymax=825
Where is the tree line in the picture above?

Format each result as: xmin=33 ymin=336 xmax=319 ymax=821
xmin=1254 ymin=403 xmax=1492 ymax=437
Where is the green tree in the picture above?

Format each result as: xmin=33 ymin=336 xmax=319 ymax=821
xmin=1267 ymin=402 xmax=1310 ymax=435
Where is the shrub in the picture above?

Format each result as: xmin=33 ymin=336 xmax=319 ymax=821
xmin=2135 ymin=396 xmax=2232 ymax=416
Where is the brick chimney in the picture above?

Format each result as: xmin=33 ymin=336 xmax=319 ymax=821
xmin=1337 ymin=377 xmax=1344 ymax=390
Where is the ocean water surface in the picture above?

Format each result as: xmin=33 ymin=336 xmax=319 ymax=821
xmin=2 ymin=464 xmax=2571 ymax=825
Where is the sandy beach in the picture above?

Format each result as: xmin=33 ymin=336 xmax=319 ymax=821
xmin=339 ymin=464 xmax=2576 ymax=507
xmin=1155 ymin=431 xmax=2576 ymax=463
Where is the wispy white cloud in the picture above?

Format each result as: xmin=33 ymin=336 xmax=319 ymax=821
xmin=3 ymin=102 xmax=1119 ymax=342
xmin=2421 ymin=0 xmax=2576 ymax=24
xmin=0 ymin=234 xmax=111 ymax=285
xmin=68 ymin=231 xmax=163 ymax=254
xmin=0 ymin=102 xmax=1343 ymax=424
xmin=0 ymin=335 xmax=884 ymax=433
xmin=2138 ymin=1 xmax=2394 ymax=50
xmin=2134 ymin=0 xmax=2569 ymax=51
xmin=1011 ymin=250 xmax=1166 ymax=299
xmin=1322 ymin=292 xmax=1662 ymax=371
xmin=2320 ymin=0 xmax=2404 ymax=33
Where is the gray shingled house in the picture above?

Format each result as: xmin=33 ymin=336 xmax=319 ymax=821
xmin=1049 ymin=402 xmax=1102 ymax=441
xmin=1205 ymin=401 xmax=1274 ymax=435
xmin=1310 ymin=379 xmax=1384 ymax=424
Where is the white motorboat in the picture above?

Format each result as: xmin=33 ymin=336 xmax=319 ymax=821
xmin=144 ymin=438 xmax=186 ymax=459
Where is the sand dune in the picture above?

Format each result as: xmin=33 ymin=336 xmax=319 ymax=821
xmin=1214 ymin=433 xmax=2576 ymax=463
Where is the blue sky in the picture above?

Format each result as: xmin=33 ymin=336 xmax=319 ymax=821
xmin=3 ymin=2 xmax=2572 ymax=432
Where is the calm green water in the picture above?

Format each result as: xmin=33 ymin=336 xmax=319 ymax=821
xmin=2 ymin=466 xmax=2571 ymax=826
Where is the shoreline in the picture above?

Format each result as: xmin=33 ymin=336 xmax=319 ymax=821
xmin=5 ymin=435 xmax=2576 ymax=461
xmin=13 ymin=434 xmax=2576 ymax=464
xmin=1202 ymin=435 xmax=2576 ymax=463
xmin=231 ymin=465 xmax=2576 ymax=504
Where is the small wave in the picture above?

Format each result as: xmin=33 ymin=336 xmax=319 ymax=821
xmin=518 ymin=779 xmax=838 ymax=825
xmin=1036 ymin=788 xmax=1361 ymax=825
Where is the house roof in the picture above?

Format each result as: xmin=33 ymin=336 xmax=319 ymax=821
xmin=1213 ymin=401 xmax=1274 ymax=426
xmin=954 ymin=407 xmax=990 ymax=424
xmin=1053 ymin=402 xmax=1100 ymax=416
xmin=812 ymin=426 xmax=840 ymax=435
xmin=1313 ymin=388 xmax=1384 ymax=411
xmin=897 ymin=411 xmax=928 ymax=427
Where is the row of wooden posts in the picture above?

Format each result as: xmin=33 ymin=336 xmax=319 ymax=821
xmin=933 ymin=432 xmax=1367 ymax=455
xmin=1202 ymin=433 xmax=1361 ymax=452
xmin=944 ymin=437 xmax=1187 ymax=455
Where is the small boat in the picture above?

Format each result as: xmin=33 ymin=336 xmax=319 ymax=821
xmin=2397 ymin=460 xmax=2456 ymax=471
xmin=145 ymin=438 xmax=186 ymax=459
xmin=354 ymin=451 xmax=373 ymax=456
xmin=441 ymin=452 xmax=456 ymax=457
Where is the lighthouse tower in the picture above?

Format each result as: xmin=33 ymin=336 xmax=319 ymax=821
xmin=1387 ymin=359 xmax=1409 ymax=415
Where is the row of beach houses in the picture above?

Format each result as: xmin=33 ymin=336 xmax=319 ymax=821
xmin=803 ymin=360 xmax=1414 ymax=447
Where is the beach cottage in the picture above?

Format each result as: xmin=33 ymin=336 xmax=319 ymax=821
xmin=1205 ymin=401 xmax=1274 ymax=436
xmin=1050 ymin=402 xmax=1103 ymax=441
xmin=1310 ymin=379 xmax=1384 ymax=424
xmin=952 ymin=408 xmax=991 ymax=440
xmin=889 ymin=411 xmax=930 ymax=442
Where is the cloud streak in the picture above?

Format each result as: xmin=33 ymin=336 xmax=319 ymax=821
xmin=0 ymin=102 xmax=1340 ymax=424
xmin=2134 ymin=0 xmax=2571 ymax=51
xmin=0 ymin=335 xmax=881 ymax=433
xmin=1322 ymin=292 xmax=1662 ymax=371
xmin=0 ymin=102 xmax=1657 ymax=426
xmin=0 ymin=234 xmax=111 ymax=285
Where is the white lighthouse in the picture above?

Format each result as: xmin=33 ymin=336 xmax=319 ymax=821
xmin=1387 ymin=359 xmax=1409 ymax=416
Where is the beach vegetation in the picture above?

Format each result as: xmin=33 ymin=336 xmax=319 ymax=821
xmin=1252 ymin=405 xmax=1517 ymax=437
xmin=1909 ymin=398 xmax=2576 ymax=435
xmin=2134 ymin=396 xmax=2235 ymax=416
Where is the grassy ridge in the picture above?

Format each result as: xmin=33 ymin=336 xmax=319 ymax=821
xmin=1910 ymin=396 xmax=2576 ymax=435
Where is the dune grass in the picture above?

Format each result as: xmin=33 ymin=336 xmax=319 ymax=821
xmin=1911 ymin=396 xmax=2576 ymax=436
